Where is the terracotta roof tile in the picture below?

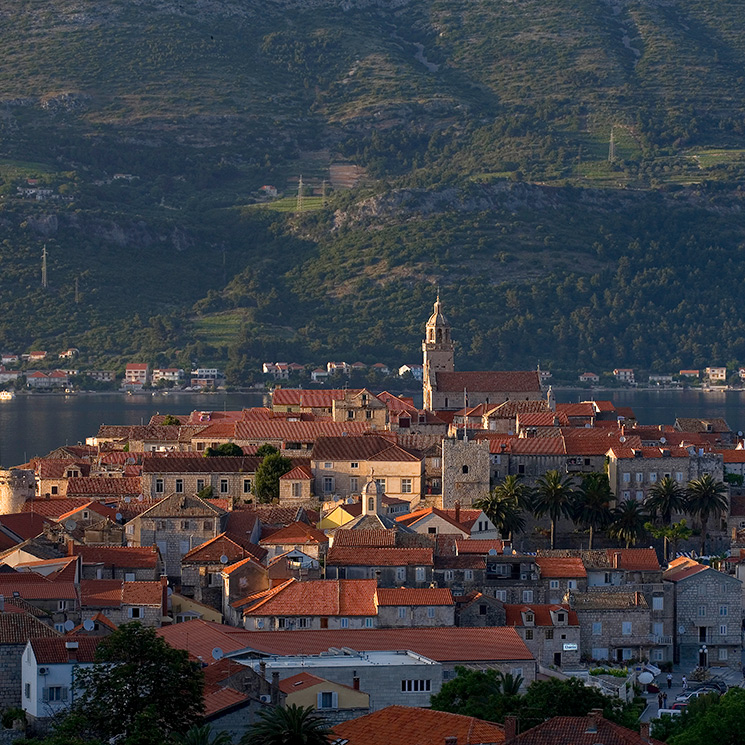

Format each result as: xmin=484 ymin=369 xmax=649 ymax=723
xmin=66 ymin=477 xmax=142 ymax=497
xmin=278 ymin=672 xmax=332 ymax=694
xmin=72 ymin=546 xmax=159 ymax=569
xmin=456 ymin=540 xmax=506 ymax=555
xmin=0 ymin=513 xmax=51 ymax=540
xmin=535 ymin=557 xmax=587 ymax=578
xmin=183 ymin=533 xmax=267 ymax=564
xmin=271 ymin=389 xmax=356 ymax=407
xmin=30 ymin=637 xmax=100 ymax=664
xmin=375 ymin=588 xmax=453 ymax=606
xmin=663 ymin=556 xmax=708 ymax=582
xmin=142 ymin=456 xmax=262 ymax=474
xmin=0 ymin=613 xmax=61 ymax=644
xmin=396 ymin=507 xmax=468 ymax=533
xmin=36 ymin=460 xmax=91 ymax=479
xmin=203 ymin=686 xmax=250 ymax=718
xmin=312 ymin=435 xmax=421 ymax=463
xmin=5 ymin=580 xmax=79 ymax=601
xmin=259 ymin=522 xmax=328 ymax=546
xmin=436 ymin=371 xmax=541 ymax=394
xmin=508 ymin=714 xmax=663 ymax=744
xmin=21 ymin=498 xmax=93 ymax=519
xmin=332 ymin=529 xmax=398 ymax=547
xmin=81 ymin=579 xmax=163 ymax=608
xmin=233 ymin=420 xmax=370 ymax=443
xmin=327 ymin=546 xmax=433 ymax=567
xmin=280 ymin=465 xmax=313 ymax=480
xmin=504 ymin=603 xmax=578 ymax=627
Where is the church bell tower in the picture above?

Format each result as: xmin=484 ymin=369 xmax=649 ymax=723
xmin=422 ymin=294 xmax=454 ymax=410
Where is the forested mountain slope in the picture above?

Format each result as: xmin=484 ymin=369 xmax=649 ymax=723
xmin=1 ymin=0 xmax=745 ymax=377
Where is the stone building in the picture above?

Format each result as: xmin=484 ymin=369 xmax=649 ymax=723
xmin=484 ymin=554 xmax=544 ymax=605
xmin=80 ymin=579 xmax=166 ymax=627
xmin=504 ymin=603 xmax=581 ymax=669
xmin=0 ymin=469 xmax=36 ymax=514
xmin=663 ymin=557 xmax=742 ymax=670
xmin=535 ymin=557 xmax=587 ymax=605
xmin=70 ymin=545 xmax=162 ymax=581
xmin=455 ymin=592 xmax=505 ymax=627
xmin=441 ymin=439 xmax=490 ymax=508
xmin=278 ymin=465 xmax=314 ymax=504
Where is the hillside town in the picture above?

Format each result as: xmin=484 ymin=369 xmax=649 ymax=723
xmin=1 ymin=298 xmax=744 ymax=743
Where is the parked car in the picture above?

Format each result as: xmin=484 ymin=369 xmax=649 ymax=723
xmin=658 ymin=708 xmax=683 ymax=717
xmin=689 ymin=679 xmax=728 ymax=694
xmin=671 ymin=702 xmax=688 ymax=710
xmin=675 ymin=688 xmax=720 ymax=703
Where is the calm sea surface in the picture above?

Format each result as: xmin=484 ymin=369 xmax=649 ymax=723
xmin=0 ymin=387 xmax=743 ymax=467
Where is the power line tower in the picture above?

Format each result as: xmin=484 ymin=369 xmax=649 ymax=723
xmin=608 ymin=126 xmax=616 ymax=164
xmin=41 ymin=245 xmax=48 ymax=289
xmin=296 ymin=175 xmax=304 ymax=214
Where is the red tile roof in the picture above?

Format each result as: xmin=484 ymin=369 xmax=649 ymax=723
xmin=233 ymin=420 xmax=370 ymax=443
xmin=607 ymin=446 xmax=691 ymax=460
xmin=272 ymin=389 xmax=356 ymax=407
xmin=0 ymin=513 xmax=51 ymax=540
xmin=0 ymin=613 xmax=61 ymax=644
xmin=375 ymin=588 xmax=453 ymax=606
xmin=327 ymin=546 xmax=433 ymax=567
xmin=203 ymin=686 xmax=250 ymax=718
xmin=663 ymin=556 xmax=708 ymax=582
xmin=605 ymin=548 xmax=660 ymax=572
xmin=312 ymin=435 xmax=422 ymax=463
xmin=504 ymin=603 xmax=579 ymax=627
xmin=142 ymin=456 xmax=262 ymax=474
xmin=30 ymin=637 xmax=100 ymax=664
xmin=280 ymin=465 xmax=313 ymax=480
xmin=279 ymin=672 xmax=334 ymax=694
xmin=436 ymin=371 xmax=541 ymax=394
xmin=259 ymin=522 xmax=328 ymax=546
xmin=81 ymin=580 xmax=163 ymax=608
xmin=21 ymin=498 xmax=93 ymax=519
xmin=242 ymin=579 xmax=378 ymax=617
xmin=507 ymin=714 xmax=663 ymax=744
xmin=395 ymin=507 xmax=469 ymax=534
xmin=535 ymin=557 xmax=587 ymax=578
xmin=334 ymin=706 xmax=506 ymax=745
xmin=66 ymin=478 xmax=143 ymax=497
xmin=71 ymin=546 xmax=160 ymax=569
xmin=332 ymin=530 xmax=397 ymax=547
xmin=183 ymin=533 xmax=267 ymax=564
xmin=456 ymin=540 xmax=506 ymax=555
xmin=157 ymin=619 xmax=251 ymax=661
xmin=5 ymin=580 xmax=79 ymax=601
xmin=36 ymin=460 xmax=91 ymax=479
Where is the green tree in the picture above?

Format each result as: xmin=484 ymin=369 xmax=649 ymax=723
xmin=241 ymin=704 xmax=332 ymax=745
xmin=171 ymin=726 xmax=233 ymax=745
xmin=255 ymin=452 xmax=293 ymax=503
xmin=646 ymin=476 xmax=687 ymax=525
xmin=608 ymin=499 xmax=647 ymax=548
xmin=668 ymin=688 xmax=745 ymax=745
xmin=57 ymin=622 xmax=204 ymax=745
xmin=255 ymin=444 xmax=280 ymax=458
xmin=532 ymin=470 xmax=575 ymax=549
xmin=573 ymin=472 xmax=613 ymax=549
xmin=161 ymin=414 xmax=182 ymax=426
xmin=645 ymin=519 xmax=693 ymax=564
xmin=204 ymin=442 xmax=243 ymax=457
xmin=430 ymin=667 xmax=522 ymax=721
xmin=685 ymin=474 xmax=728 ymax=554
xmin=474 ymin=475 xmax=531 ymax=540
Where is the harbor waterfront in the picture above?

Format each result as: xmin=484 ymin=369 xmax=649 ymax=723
xmin=0 ymin=387 xmax=743 ymax=467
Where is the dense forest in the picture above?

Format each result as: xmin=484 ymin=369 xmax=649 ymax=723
xmin=1 ymin=0 xmax=745 ymax=381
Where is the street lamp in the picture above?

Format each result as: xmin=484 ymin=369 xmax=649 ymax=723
xmin=699 ymin=644 xmax=708 ymax=669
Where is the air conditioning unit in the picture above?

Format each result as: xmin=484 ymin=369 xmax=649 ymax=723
xmin=259 ymin=694 xmax=272 ymax=703
xmin=38 ymin=667 xmax=49 ymax=676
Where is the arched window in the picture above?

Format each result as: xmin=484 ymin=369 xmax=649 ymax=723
xmin=436 ymin=328 xmax=442 ymax=343
xmin=462 ymin=465 xmax=469 ymax=474
xmin=368 ymin=497 xmax=375 ymax=512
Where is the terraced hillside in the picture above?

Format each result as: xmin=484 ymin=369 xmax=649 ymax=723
xmin=1 ymin=0 xmax=745 ymax=377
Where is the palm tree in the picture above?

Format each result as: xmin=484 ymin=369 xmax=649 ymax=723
xmin=686 ymin=474 xmax=728 ymax=554
xmin=645 ymin=519 xmax=693 ymax=564
xmin=608 ymin=499 xmax=647 ymax=548
xmin=172 ymin=726 xmax=233 ymax=745
xmin=475 ymin=475 xmax=531 ymax=540
xmin=242 ymin=705 xmax=332 ymax=745
xmin=646 ymin=476 xmax=687 ymax=525
xmin=532 ymin=470 xmax=575 ymax=549
xmin=496 ymin=671 xmax=524 ymax=697
xmin=573 ymin=472 xmax=613 ymax=549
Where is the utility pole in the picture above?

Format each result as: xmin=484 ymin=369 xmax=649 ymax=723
xmin=41 ymin=245 xmax=48 ymax=289
xmin=608 ymin=126 xmax=616 ymax=164
xmin=296 ymin=175 xmax=304 ymax=214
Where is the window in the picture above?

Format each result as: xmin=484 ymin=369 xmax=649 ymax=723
xmin=567 ymin=580 xmax=577 ymax=590
xmin=649 ymin=472 xmax=657 ymax=483
xmin=592 ymin=622 xmax=602 ymax=636
xmin=375 ymin=478 xmax=386 ymax=492
xmin=525 ymin=629 xmax=533 ymax=640
xmin=51 ymin=485 xmax=59 ymax=495
xmin=323 ymin=462 xmax=333 ymax=469
xmin=124 ymin=572 xmax=135 ymax=582
xmin=415 ymin=567 xmax=426 ymax=581
xmin=398 ymin=607 xmax=407 ymax=619
xmin=58 ymin=600 xmax=67 ymax=611
xmin=54 ymin=623 xmax=65 ymax=633
xmin=350 ymin=462 xmax=359 ymax=469
xmin=340 ymin=618 xmax=349 ymax=628
xmin=622 ymin=621 xmax=632 ymax=636
xmin=719 ymin=648 xmax=728 ymax=661
xmin=495 ymin=590 xmax=507 ymax=602
xmin=545 ymin=629 xmax=554 ymax=640
xmin=401 ymin=679 xmax=431 ymax=692
xmin=396 ymin=568 xmax=406 ymax=582
xmin=464 ymin=570 xmax=474 ymax=581
xmin=368 ymin=497 xmax=375 ymax=511
xmin=675 ymin=472 xmax=684 ymax=482
xmin=719 ymin=605 xmax=728 ymax=616
xmin=518 ymin=464 xmax=525 ymax=475
xmin=653 ymin=622 xmax=664 ymax=637
xmin=366 ymin=410 xmax=373 ymax=420
xmin=175 ymin=479 xmax=184 ymax=493
xmin=155 ymin=478 xmax=164 ymax=493
xmin=444 ymin=570 xmax=454 ymax=581
xmin=622 ymin=648 xmax=633 ymax=660
xmin=243 ymin=479 xmax=252 ymax=494
xmin=428 ymin=527 xmax=437 ymax=534
xmin=318 ymin=691 xmax=338 ymax=709
xmin=510 ymin=668 xmax=523 ymax=679
xmin=347 ymin=410 xmax=354 ymax=419
xmin=128 ymin=607 xmax=142 ymax=619
xmin=298 ymin=618 xmax=308 ymax=629
xmin=635 ymin=473 xmax=643 ymax=483
xmin=462 ymin=465 xmax=469 ymax=474
xmin=196 ymin=479 xmax=205 ymax=492
xmin=401 ymin=478 xmax=412 ymax=494
xmin=720 ymin=624 xmax=728 ymax=636
xmin=427 ymin=607 xmax=435 ymax=619
xmin=365 ymin=617 xmax=374 ymax=628
xmin=522 ymin=590 xmax=533 ymax=603
xmin=622 ymin=472 xmax=631 ymax=483
xmin=203 ymin=520 xmax=211 ymax=531
xmin=592 ymin=648 xmax=608 ymax=660
xmin=220 ymin=479 xmax=228 ymax=494
xmin=24 ymin=683 xmax=30 ymax=699
xmin=82 ymin=510 xmax=90 ymax=519
xmin=557 ymin=613 xmax=566 ymax=623
xmin=636 ymin=491 xmax=644 ymax=500
xmin=291 ymin=482 xmax=302 ymax=498
xmin=653 ymin=596 xmax=664 ymax=611
xmin=181 ymin=520 xmax=191 ymax=530
xmin=323 ymin=476 xmax=334 ymax=493
xmin=350 ymin=477 xmax=359 ymax=492
xmin=44 ymin=687 xmax=68 ymax=702
xmin=652 ymin=649 xmax=664 ymax=661
xmin=549 ymin=580 xmax=559 ymax=590
xmin=126 ymin=524 xmax=134 ymax=535
xmin=698 ymin=606 xmax=706 ymax=617
xmin=277 ymin=618 xmax=286 ymax=629
xmin=479 ymin=604 xmax=487 ymax=615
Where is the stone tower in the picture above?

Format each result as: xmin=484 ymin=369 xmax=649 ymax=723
xmin=422 ymin=294 xmax=454 ymax=411
xmin=0 ymin=469 xmax=36 ymax=514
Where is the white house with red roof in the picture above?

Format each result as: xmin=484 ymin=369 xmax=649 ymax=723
xmin=124 ymin=363 xmax=150 ymax=385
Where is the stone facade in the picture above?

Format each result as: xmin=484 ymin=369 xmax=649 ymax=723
xmin=441 ymin=439 xmax=490 ymax=508
xmin=0 ymin=469 xmax=36 ymax=514
xmin=455 ymin=593 xmax=506 ymax=627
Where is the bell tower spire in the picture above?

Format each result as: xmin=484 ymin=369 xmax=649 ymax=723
xmin=422 ymin=292 xmax=454 ymax=410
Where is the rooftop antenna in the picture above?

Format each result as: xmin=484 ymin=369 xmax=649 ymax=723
xmin=296 ymin=175 xmax=304 ymax=214
xmin=41 ymin=245 xmax=48 ymax=289
xmin=608 ymin=125 xmax=616 ymax=163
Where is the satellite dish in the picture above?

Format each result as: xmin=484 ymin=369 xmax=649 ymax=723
xmin=124 ymin=496 xmax=131 ymax=503
xmin=739 ymin=431 xmax=743 ymax=437
xmin=138 ymin=495 xmax=144 ymax=502
xmin=488 ymin=548 xmax=498 ymax=556
xmin=220 ymin=554 xmax=229 ymax=565
xmin=115 ymin=513 xmax=123 ymax=521
xmin=212 ymin=647 xmax=224 ymax=661
xmin=83 ymin=619 xmax=94 ymax=632
xmin=619 ymin=436 xmax=626 ymax=443
xmin=660 ymin=437 xmax=666 ymax=444
xmin=65 ymin=519 xmax=77 ymax=531
xmin=63 ymin=620 xmax=75 ymax=632
xmin=638 ymin=672 xmax=654 ymax=685
xmin=678 ymin=625 xmax=686 ymax=634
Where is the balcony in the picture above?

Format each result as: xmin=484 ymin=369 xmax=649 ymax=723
xmin=651 ymin=634 xmax=673 ymax=645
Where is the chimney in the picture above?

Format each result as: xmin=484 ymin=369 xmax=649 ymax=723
xmin=67 ymin=540 xmax=74 ymax=556
xmin=271 ymin=671 xmax=280 ymax=705
xmin=640 ymin=722 xmax=651 ymax=742
xmin=504 ymin=715 xmax=517 ymax=741
xmin=613 ymin=552 xmax=621 ymax=569
xmin=635 ymin=591 xmax=641 ymax=606
xmin=65 ymin=641 xmax=79 ymax=662
xmin=353 ymin=677 xmax=360 ymax=690
xmin=444 ymin=738 xmax=457 ymax=745
xmin=259 ymin=660 xmax=266 ymax=680
xmin=586 ymin=708 xmax=603 ymax=733
xmin=454 ymin=501 xmax=461 ymax=524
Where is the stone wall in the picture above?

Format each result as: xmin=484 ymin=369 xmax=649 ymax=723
xmin=0 ymin=644 xmax=23 ymax=709
xmin=441 ymin=439 xmax=490 ymax=508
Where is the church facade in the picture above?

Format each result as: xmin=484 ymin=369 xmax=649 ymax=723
xmin=422 ymin=296 xmax=543 ymax=411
